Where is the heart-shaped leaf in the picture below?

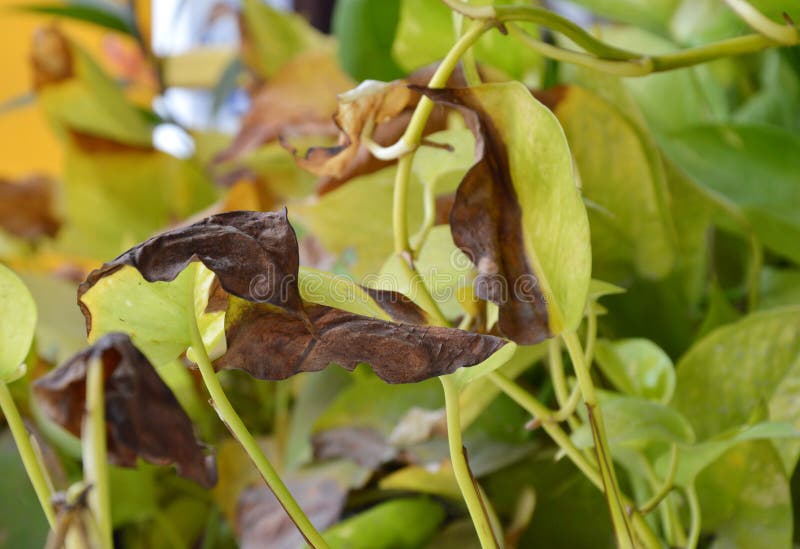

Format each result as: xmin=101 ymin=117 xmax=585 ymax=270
xmin=594 ymin=338 xmax=675 ymax=403
xmin=33 ymin=333 xmax=216 ymax=487
xmin=417 ymin=82 xmax=591 ymax=344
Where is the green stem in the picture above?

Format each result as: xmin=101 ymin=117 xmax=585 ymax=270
xmin=187 ymin=294 xmax=328 ymax=548
xmin=83 ymin=357 xmax=112 ymax=548
xmin=487 ymin=371 xmax=661 ymax=549
xmin=440 ymin=376 xmax=499 ymax=549
xmin=685 ymin=483 xmax=701 ymax=549
xmin=724 ymin=0 xmax=798 ymax=45
xmin=548 ymin=339 xmax=581 ymax=427
xmin=273 ymin=380 xmax=291 ymax=472
xmin=562 ymin=331 xmax=636 ymax=549
xmin=639 ymin=444 xmax=679 ymax=515
xmin=0 ymin=382 xmax=56 ymax=527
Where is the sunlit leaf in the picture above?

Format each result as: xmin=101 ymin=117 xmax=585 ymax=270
xmin=418 ymin=82 xmax=591 ymax=344
xmin=0 ymin=263 xmax=37 ymax=382
xmin=33 ymin=333 xmax=216 ymax=487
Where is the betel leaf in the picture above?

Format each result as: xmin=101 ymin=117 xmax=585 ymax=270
xmin=671 ymin=307 xmax=800 ymax=472
xmin=660 ymin=124 xmax=800 ymax=264
xmin=33 ymin=333 xmax=216 ymax=487
xmin=542 ymin=85 xmax=676 ymax=280
xmin=217 ymin=299 xmax=506 ymax=384
xmin=417 ymin=82 xmax=591 ymax=344
xmin=594 ymin=338 xmax=675 ymax=403
xmin=0 ymin=264 xmax=37 ymax=382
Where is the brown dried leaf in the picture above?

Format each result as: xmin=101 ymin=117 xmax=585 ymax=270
xmin=216 ymin=300 xmax=506 ymax=384
xmin=413 ymin=86 xmax=551 ymax=344
xmin=216 ymin=50 xmax=355 ymax=163
xmin=33 ymin=333 xmax=216 ymax=487
xmin=0 ymin=175 xmax=61 ymax=240
xmin=78 ymin=209 xmax=303 ymax=332
xmin=31 ymin=26 xmax=73 ymax=90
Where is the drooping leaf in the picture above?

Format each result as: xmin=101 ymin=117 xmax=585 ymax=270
xmin=33 ymin=333 xmax=216 ymax=487
xmin=671 ymin=307 xmax=800 ymax=471
xmin=418 ymin=82 xmax=591 ymax=344
xmin=660 ymin=124 xmax=800 ymax=263
xmin=0 ymin=263 xmax=37 ymax=382
xmin=216 ymin=50 xmax=355 ymax=163
xmin=594 ymin=338 xmax=676 ymax=403
xmin=541 ymin=85 xmax=677 ymax=279
xmin=0 ymin=176 xmax=60 ymax=241
xmin=217 ymin=299 xmax=507 ymax=384
xmin=79 ymin=210 xmax=304 ymax=331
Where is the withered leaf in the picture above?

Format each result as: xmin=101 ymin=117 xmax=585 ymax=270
xmin=0 ymin=175 xmax=61 ymax=240
xmin=33 ymin=333 xmax=216 ymax=487
xmin=413 ymin=86 xmax=551 ymax=345
xmin=216 ymin=300 xmax=506 ymax=384
xmin=215 ymin=50 xmax=355 ymax=163
xmin=313 ymin=426 xmax=397 ymax=469
xmin=78 ymin=209 xmax=303 ymax=332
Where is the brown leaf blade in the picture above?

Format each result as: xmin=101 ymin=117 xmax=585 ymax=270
xmin=217 ymin=300 xmax=506 ymax=384
xmin=413 ymin=86 xmax=551 ymax=344
xmin=33 ymin=333 xmax=216 ymax=487
xmin=0 ymin=175 xmax=61 ymax=241
xmin=78 ymin=209 xmax=303 ymax=332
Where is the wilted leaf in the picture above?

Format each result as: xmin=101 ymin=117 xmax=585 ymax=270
xmin=312 ymin=426 xmax=396 ymax=469
xmin=33 ymin=333 xmax=216 ymax=487
xmin=79 ymin=210 xmax=304 ymax=332
xmin=217 ymin=50 xmax=355 ymax=162
xmin=237 ymin=470 xmax=348 ymax=549
xmin=218 ymin=299 xmax=507 ymax=384
xmin=283 ymin=79 xmax=419 ymax=179
xmin=594 ymin=338 xmax=675 ymax=403
xmin=0 ymin=263 xmax=37 ymax=382
xmin=0 ymin=175 xmax=60 ymax=241
xmin=418 ymin=82 xmax=591 ymax=344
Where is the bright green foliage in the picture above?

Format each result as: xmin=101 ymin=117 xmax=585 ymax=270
xmin=0 ymin=264 xmax=36 ymax=382
xmin=595 ymin=339 xmax=675 ymax=403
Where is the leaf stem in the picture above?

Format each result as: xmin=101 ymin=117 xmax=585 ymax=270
xmin=639 ymin=444 xmax=679 ymax=515
xmin=562 ymin=331 xmax=636 ymax=549
xmin=724 ymin=0 xmax=798 ymax=45
xmin=0 ymin=382 xmax=56 ymax=528
xmin=82 ymin=357 xmax=113 ymax=549
xmin=187 ymin=294 xmax=328 ymax=548
xmin=440 ymin=376 xmax=500 ymax=549
xmin=685 ymin=483 xmax=701 ymax=549
xmin=547 ymin=339 xmax=581 ymax=426
xmin=487 ymin=371 xmax=661 ymax=549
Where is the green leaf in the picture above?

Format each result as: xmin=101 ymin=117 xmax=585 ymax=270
xmin=671 ymin=307 xmax=800 ymax=471
xmin=15 ymin=2 xmax=136 ymax=35
xmin=660 ymin=124 xmax=800 ymax=263
xmin=0 ymin=264 xmax=36 ymax=382
xmin=448 ymin=340 xmax=517 ymax=388
xmin=298 ymin=267 xmax=392 ymax=320
xmin=695 ymin=441 xmax=792 ymax=549
xmin=594 ymin=338 xmax=675 ymax=403
xmin=313 ymin=498 xmax=445 ymax=549
xmin=573 ymin=395 xmax=695 ymax=450
xmin=564 ymin=0 xmax=679 ymax=32
xmin=671 ymin=0 xmax=799 ymax=44
xmin=547 ymin=85 xmax=677 ymax=279
xmin=332 ymin=0 xmax=404 ymax=81
xmin=695 ymin=281 xmax=742 ymax=338
xmin=240 ymin=0 xmax=327 ymax=77
xmin=760 ymin=267 xmax=800 ymax=311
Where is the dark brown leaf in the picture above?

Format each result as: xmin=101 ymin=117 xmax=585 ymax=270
xmin=216 ymin=300 xmax=506 ymax=383
xmin=78 ymin=209 xmax=303 ymax=332
xmin=0 ymin=175 xmax=60 ymax=240
xmin=33 ymin=333 xmax=216 ymax=487
xmin=412 ymin=86 xmax=550 ymax=344
xmin=31 ymin=26 xmax=73 ymax=90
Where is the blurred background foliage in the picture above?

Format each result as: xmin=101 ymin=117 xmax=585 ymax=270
xmin=1 ymin=0 xmax=800 ymax=548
